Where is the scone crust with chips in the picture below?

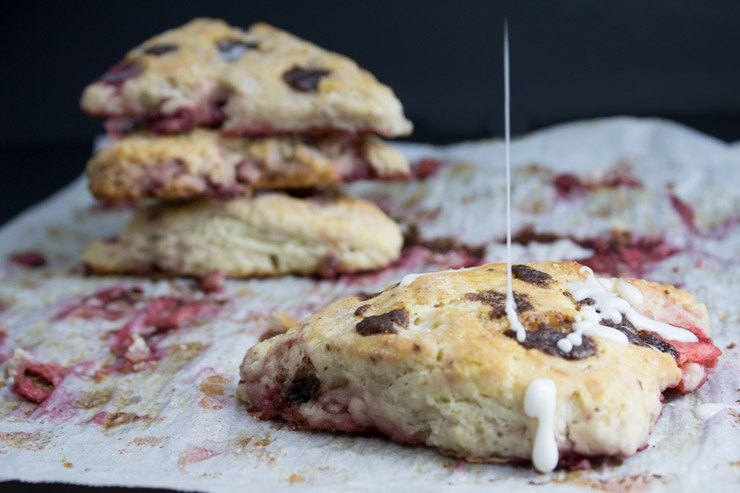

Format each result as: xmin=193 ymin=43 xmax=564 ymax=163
xmin=238 ymin=261 xmax=719 ymax=463
xmin=81 ymin=18 xmax=412 ymax=137
xmin=87 ymin=131 xmax=409 ymax=200
xmin=83 ymin=193 xmax=402 ymax=278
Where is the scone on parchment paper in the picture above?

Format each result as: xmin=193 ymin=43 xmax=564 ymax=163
xmin=83 ymin=193 xmax=402 ymax=278
xmin=81 ymin=18 xmax=412 ymax=137
xmin=238 ymin=261 xmax=721 ymax=467
xmin=87 ymin=130 xmax=409 ymax=200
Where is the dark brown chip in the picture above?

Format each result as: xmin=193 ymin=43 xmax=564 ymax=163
xmin=354 ymin=304 xmax=371 ymax=316
xmin=283 ymin=66 xmax=330 ymax=92
xmin=281 ymin=357 xmax=319 ymax=407
xmin=217 ymin=38 xmax=259 ymax=62
xmin=142 ymin=44 xmax=179 ymax=56
xmin=356 ymin=308 xmax=409 ymax=336
xmin=356 ymin=291 xmax=381 ymax=301
xmin=512 ymin=264 xmax=552 ymax=287
xmin=600 ymin=317 xmax=679 ymax=359
xmin=100 ymin=59 xmax=143 ymax=86
xmin=504 ymin=327 xmax=596 ymax=360
xmin=563 ymin=291 xmax=595 ymax=310
xmin=464 ymin=290 xmax=533 ymax=318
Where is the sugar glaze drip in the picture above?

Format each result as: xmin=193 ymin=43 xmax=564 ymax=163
xmin=557 ymin=266 xmax=698 ymax=354
xmin=524 ymin=378 xmax=559 ymax=473
xmin=694 ymin=403 xmax=739 ymax=420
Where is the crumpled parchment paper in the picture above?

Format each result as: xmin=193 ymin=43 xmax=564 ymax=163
xmin=0 ymin=117 xmax=738 ymax=492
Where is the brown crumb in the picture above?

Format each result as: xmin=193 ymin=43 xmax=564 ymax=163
xmin=130 ymin=436 xmax=169 ymax=447
xmin=104 ymin=412 xmax=140 ymax=429
xmin=289 ymin=474 xmax=305 ymax=484
xmin=274 ymin=311 xmax=299 ymax=330
xmin=74 ymin=388 xmax=114 ymax=410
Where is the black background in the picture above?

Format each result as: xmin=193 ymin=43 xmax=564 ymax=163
xmin=2 ymin=0 xmax=740 ymax=490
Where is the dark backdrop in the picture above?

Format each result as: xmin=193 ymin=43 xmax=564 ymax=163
xmin=2 ymin=0 xmax=740 ymax=227
xmin=1 ymin=0 xmax=740 ymax=488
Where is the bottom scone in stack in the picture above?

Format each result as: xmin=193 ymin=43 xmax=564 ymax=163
xmin=81 ymin=133 xmax=409 ymax=278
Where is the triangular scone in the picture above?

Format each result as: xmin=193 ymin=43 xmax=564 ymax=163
xmin=87 ymin=130 xmax=409 ymax=200
xmin=81 ymin=19 xmax=412 ymax=137
xmin=82 ymin=193 xmax=402 ymax=278
xmin=237 ymin=262 xmax=720 ymax=467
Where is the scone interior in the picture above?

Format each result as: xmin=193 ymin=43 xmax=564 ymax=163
xmin=86 ymin=131 xmax=410 ymax=200
xmin=80 ymin=18 xmax=412 ymax=137
xmin=237 ymin=261 xmax=720 ymax=467
xmin=83 ymin=192 xmax=403 ymax=278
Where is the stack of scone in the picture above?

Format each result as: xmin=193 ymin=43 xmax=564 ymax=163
xmin=80 ymin=19 xmax=412 ymax=279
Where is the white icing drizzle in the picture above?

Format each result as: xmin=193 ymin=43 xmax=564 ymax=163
xmin=557 ymin=269 xmax=698 ymax=354
xmin=616 ymin=279 xmax=644 ymax=306
xmin=503 ymin=20 xmax=526 ymax=342
xmin=693 ymin=403 xmax=739 ymax=420
xmin=524 ymin=378 xmax=559 ymax=473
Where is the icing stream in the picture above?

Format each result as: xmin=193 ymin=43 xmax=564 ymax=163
xmin=557 ymin=266 xmax=698 ymax=354
xmin=503 ymin=20 xmax=526 ymax=342
xmin=524 ymin=378 xmax=558 ymax=473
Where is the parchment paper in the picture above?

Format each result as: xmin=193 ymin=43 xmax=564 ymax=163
xmin=0 ymin=117 xmax=738 ymax=492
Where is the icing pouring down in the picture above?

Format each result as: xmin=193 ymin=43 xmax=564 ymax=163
xmin=558 ymin=266 xmax=698 ymax=354
xmin=524 ymin=378 xmax=559 ymax=473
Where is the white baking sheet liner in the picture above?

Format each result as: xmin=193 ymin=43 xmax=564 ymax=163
xmin=0 ymin=117 xmax=738 ymax=491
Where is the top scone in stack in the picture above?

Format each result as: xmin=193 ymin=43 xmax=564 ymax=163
xmin=79 ymin=19 xmax=412 ymax=279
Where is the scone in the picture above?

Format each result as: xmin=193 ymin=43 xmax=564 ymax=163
xmin=81 ymin=19 xmax=412 ymax=137
xmin=87 ymin=130 xmax=410 ymax=200
xmin=237 ymin=262 xmax=721 ymax=470
xmin=82 ymin=193 xmax=402 ymax=278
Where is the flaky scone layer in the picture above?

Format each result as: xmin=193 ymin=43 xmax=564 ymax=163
xmin=87 ymin=131 xmax=409 ymax=200
xmin=238 ymin=261 xmax=719 ymax=463
xmin=81 ymin=19 xmax=412 ymax=137
xmin=83 ymin=193 xmax=402 ymax=278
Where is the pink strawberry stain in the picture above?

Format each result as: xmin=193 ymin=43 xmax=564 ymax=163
xmin=553 ymin=162 xmax=643 ymax=200
xmin=177 ymin=445 xmax=221 ymax=471
xmin=13 ymin=359 xmax=70 ymax=403
xmin=670 ymin=195 xmax=697 ymax=234
xmin=452 ymin=458 xmax=468 ymax=473
xmin=575 ymin=231 xmax=681 ymax=278
xmin=411 ymin=158 xmax=446 ymax=180
xmin=670 ymin=193 xmax=740 ymax=240
xmin=54 ymin=285 xmax=144 ymax=321
xmin=106 ymin=296 xmax=219 ymax=371
xmin=8 ymin=251 xmax=47 ymax=268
